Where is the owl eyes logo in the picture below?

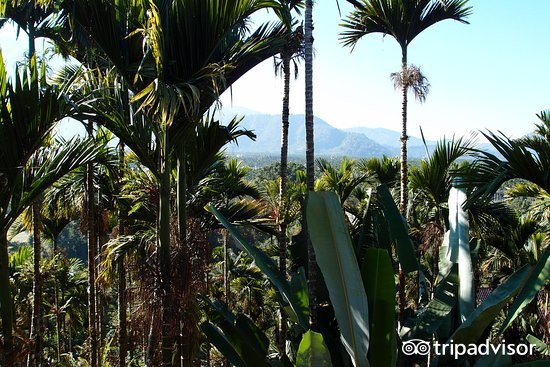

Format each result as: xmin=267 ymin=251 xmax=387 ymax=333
xmin=402 ymin=339 xmax=431 ymax=356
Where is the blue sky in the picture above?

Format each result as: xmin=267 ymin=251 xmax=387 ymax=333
xmin=1 ymin=1 xmax=548 ymax=141
xmin=220 ymin=0 xmax=550 ymax=140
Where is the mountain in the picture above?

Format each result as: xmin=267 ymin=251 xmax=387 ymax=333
xmin=220 ymin=111 xmax=500 ymax=160
xmin=343 ymin=126 xmax=429 ymax=148
xmin=344 ymin=126 xmax=438 ymax=158
xmin=225 ymin=114 xmax=391 ymax=157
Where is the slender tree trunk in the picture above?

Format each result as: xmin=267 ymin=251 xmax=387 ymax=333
xmin=28 ymin=22 xmax=35 ymax=60
xmin=118 ymin=142 xmax=127 ymax=367
xmin=205 ymin=271 xmax=211 ymax=367
xmin=399 ymin=51 xmax=408 ymax=215
xmin=398 ymin=50 xmax=408 ymax=326
xmin=29 ymin=201 xmax=43 ymax=367
xmin=222 ymin=229 xmax=230 ymax=367
xmin=0 ymin=230 xmax=14 ymax=367
xmin=97 ymin=210 xmax=107 ymax=367
xmin=223 ymin=230 xmax=230 ymax=307
xmin=176 ymin=148 xmax=187 ymax=367
xmin=278 ymin=54 xmax=291 ymax=353
xmin=87 ymin=121 xmax=99 ymax=367
xmin=304 ymin=0 xmax=318 ymax=330
xmin=160 ymin=133 xmax=174 ymax=367
xmin=53 ymin=237 xmax=62 ymax=363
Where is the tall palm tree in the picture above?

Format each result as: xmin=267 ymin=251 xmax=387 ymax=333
xmin=341 ymin=0 xmax=471 ymax=215
xmin=303 ymin=0 xmax=319 ymax=330
xmin=340 ymin=0 xmax=470 ymax=328
xmin=65 ymin=2 xmax=289 ymax=363
xmin=0 ymin=54 xmax=113 ymax=367
xmin=272 ymin=0 xmax=303 ymax=350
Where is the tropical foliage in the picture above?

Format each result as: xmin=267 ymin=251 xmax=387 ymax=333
xmin=0 ymin=1 xmax=548 ymax=367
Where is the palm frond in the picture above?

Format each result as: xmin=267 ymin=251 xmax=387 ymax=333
xmin=340 ymin=0 xmax=471 ymax=51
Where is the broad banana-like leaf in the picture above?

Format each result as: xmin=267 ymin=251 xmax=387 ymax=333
xmin=436 ymin=231 xmax=453 ymax=282
xmin=202 ymin=298 xmax=269 ymax=366
xmin=500 ymin=247 xmax=550 ymax=332
xmin=377 ymin=184 xmax=419 ymax=273
xmin=448 ymin=185 xmax=474 ymax=321
xmin=201 ymin=322 xmax=248 ymax=367
xmin=437 ymin=265 xmax=531 ymax=366
xmin=206 ymin=204 xmax=309 ymax=330
xmin=408 ymin=264 xmax=458 ymax=340
xmin=362 ymin=248 xmax=396 ymax=367
xmin=289 ymin=267 xmax=310 ymax=322
xmin=307 ymin=191 xmax=370 ymax=367
xmin=296 ymin=330 xmax=333 ymax=367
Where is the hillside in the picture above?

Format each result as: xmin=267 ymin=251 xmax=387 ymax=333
xmin=224 ymin=113 xmax=433 ymax=158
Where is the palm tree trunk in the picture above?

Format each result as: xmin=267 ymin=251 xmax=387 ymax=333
xmin=97 ymin=211 xmax=107 ymax=367
xmin=278 ymin=53 xmax=291 ymax=352
xmin=87 ymin=121 xmax=99 ymax=367
xmin=118 ymin=81 xmax=130 ymax=367
xmin=398 ymin=50 xmax=408 ymax=326
xmin=53 ymin=237 xmax=62 ymax=363
xmin=159 ymin=133 xmax=174 ymax=367
xmin=29 ymin=201 xmax=43 ymax=367
xmin=28 ymin=22 xmax=35 ymax=60
xmin=223 ymin=230 xmax=230 ymax=307
xmin=118 ymin=142 xmax=127 ymax=367
xmin=176 ymin=149 xmax=187 ymax=367
xmin=399 ymin=52 xmax=408 ymax=215
xmin=0 ymin=230 xmax=14 ymax=367
xmin=304 ymin=0 xmax=318 ymax=330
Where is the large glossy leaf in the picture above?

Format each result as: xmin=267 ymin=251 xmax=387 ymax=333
xmin=202 ymin=298 xmax=269 ymax=366
xmin=377 ymin=184 xmax=419 ymax=273
xmin=307 ymin=191 xmax=370 ymax=367
xmin=289 ymin=267 xmax=310 ymax=323
xmin=362 ymin=248 xmax=396 ymax=367
xmin=448 ymin=185 xmax=474 ymax=321
xmin=296 ymin=330 xmax=333 ymax=367
xmin=206 ymin=204 xmax=309 ymax=330
xmin=437 ymin=265 xmax=531 ymax=365
xmin=201 ymin=322 xmax=247 ymax=367
xmin=408 ymin=264 xmax=459 ymax=340
xmin=500 ymin=247 xmax=550 ymax=332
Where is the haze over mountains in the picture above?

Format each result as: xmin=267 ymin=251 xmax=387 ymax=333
xmin=221 ymin=110 xmax=435 ymax=158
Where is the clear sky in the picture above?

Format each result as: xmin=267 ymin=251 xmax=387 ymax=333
xmin=1 ymin=1 xmax=548 ymax=141
xmin=220 ymin=0 xmax=550 ymax=140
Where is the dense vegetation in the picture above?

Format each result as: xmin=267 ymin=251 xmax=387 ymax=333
xmin=0 ymin=1 xmax=548 ymax=367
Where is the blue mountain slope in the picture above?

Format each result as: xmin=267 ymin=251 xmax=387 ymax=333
xmin=225 ymin=114 xmax=391 ymax=157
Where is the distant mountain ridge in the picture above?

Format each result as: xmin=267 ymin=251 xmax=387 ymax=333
xmin=223 ymin=112 xmax=434 ymax=158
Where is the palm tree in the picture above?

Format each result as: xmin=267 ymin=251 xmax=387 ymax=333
xmin=303 ymin=0 xmax=319 ymax=330
xmin=65 ymin=2 xmax=289 ymax=363
xmin=341 ymin=0 xmax=471 ymax=215
xmin=340 ymin=0 xmax=470 ymax=328
xmin=359 ymin=155 xmax=400 ymax=189
xmin=272 ymin=0 xmax=303 ymax=350
xmin=0 ymin=54 xmax=113 ymax=366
